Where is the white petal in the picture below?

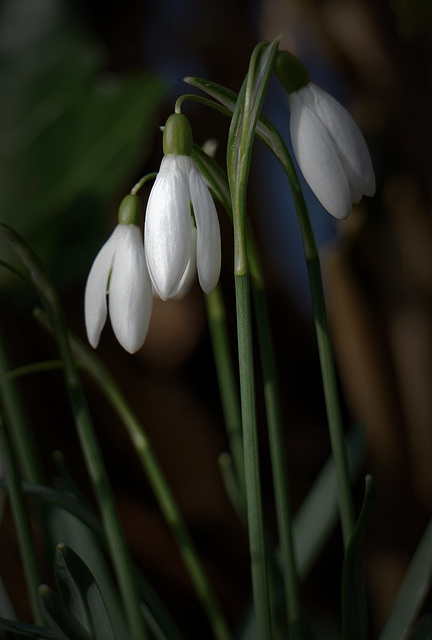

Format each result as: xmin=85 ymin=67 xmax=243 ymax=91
xmin=109 ymin=225 xmax=153 ymax=353
xmin=189 ymin=164 xmax=221 ymax=292
xmin=84 ymin=228 xmax=117 ymax=348
xmin=308 ymin=84 xmax=376 ymax=198
xmin=172 ymin=227 xmax=197 ymax=298
xmin=289 ymin=91 xmax=352 ymax=220
xmin=145 ymin=155 xmax=192 ymax=300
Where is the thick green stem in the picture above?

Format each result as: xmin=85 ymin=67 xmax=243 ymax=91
xmin=252 ymin=286 xmax=303 ymax=638
xmin=235 ymin=272 xmax=271 ymax=640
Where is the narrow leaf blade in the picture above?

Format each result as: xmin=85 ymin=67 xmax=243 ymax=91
xmin=379 ymin=519 xmax=432 ymax=640
xmin=55 ymin=544 xmax=115 ymax=640
xmin=39 ymin=584 xmax=94 ymax=640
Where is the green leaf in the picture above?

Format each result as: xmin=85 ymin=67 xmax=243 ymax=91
xmin=0 ymin=616 xmax=58 ymax=639
xmin=185 ymin=75 xmax=298 ymax=184
xmin=412 ymin=614 xmax=432 ymax=640
xmin=293 ymin=425 xmax=366 ymax=580
xmin=39 ymin=584 xmax=94 ymax=640
xmin=342 ymin=475 xmax=376 ymax=640
xmin=226 ymin=38 xmax=280 ymax=193
xmin=379 ymin=519 xmax=432 ymax=640
xmin=0 ymin=574 xmax=15 ymax=620
xmin=54 ymin=544 xmax=115 ymax=640
xmin=192 ymin=144 xmax=232 ymax=216
xmin=0 ymin=0 xmax=165 ymax=288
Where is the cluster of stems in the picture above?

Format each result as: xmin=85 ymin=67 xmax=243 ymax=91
xmin=0 ymin=37 xmax=365 ymax=640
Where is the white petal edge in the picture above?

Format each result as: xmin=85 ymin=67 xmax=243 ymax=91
xmin=309 ymin=84 xmax=376 ymax=198
xmin=189 ymin=164 xmax=221 ymax=292
xmin=289 ymin=91 xmax=352 ymax=220
xmin=109 ymin=225 xmax=153 ymax=353
xmin=144 ymin=155 xmax=192 ymax=300
xmin=84 ymin=229 xmax=117 ymax=348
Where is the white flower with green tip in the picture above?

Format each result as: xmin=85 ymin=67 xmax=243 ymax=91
xmin=84 ymin=195 xmax=153 ymax=354
xmin=144 ymin=113 xmax=221 ymax=300
xmin=276 ymin=51 xmax=376 ymax=220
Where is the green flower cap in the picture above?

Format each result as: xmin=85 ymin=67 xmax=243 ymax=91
xmin=118 ymin=194 xmax=141 ymax=226
xmin=163 ymin=113 xmax=193 ymax=156
xmin=275 ymin=51 xmax=310 ymax=94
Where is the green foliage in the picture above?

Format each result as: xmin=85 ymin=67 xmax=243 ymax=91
xmin=54 ymin=544 xmax=115 ymax=640
xmin=379 ymin=519 xmax=432 ymax=640
xmin=0 ymin=0 xmax=165 ymax=290
xmin=342 ymin=476 xmax=376 ymax=640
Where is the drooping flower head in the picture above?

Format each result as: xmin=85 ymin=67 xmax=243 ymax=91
xmin=275 ymin=51 xmax=375 ymax=220
xmin=84 ymin=194 xmax=153 ymax=353
xmin=144 ymin=113 xmax=221 ymax=300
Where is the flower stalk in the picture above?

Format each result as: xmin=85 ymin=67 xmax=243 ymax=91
xmin=227 ymin=39 xmax=280 ymax=640
xmin=0 ymin=223 xmax=148 ymax=640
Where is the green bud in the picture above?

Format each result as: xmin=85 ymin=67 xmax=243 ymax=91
xmin=118 ymin=194 xmax=141 ymax=226
xmin=163 ymin=113 xmax=193 ymax=156
xmin=275 ymin=51 xmax=310 ymax=94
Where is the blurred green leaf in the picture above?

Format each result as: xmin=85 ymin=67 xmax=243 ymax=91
xmin=293 ymin=425 xmax=366 ymax=580
xmin=0 ymin=574 xmax=15 ymax=620
xmin=39 ymin=584 xmax=94 ymax=640
xmin=379 ymin=518 xmax=432 ymax=640
xmin=54 ymin=544 xmax=115 ymax=640
xmin=0 ymin=616 xmax=58 ymax=639
xmin=0 ymin=0 xmax=165 ymax=288
xmin=342 ymin=475 xmax=375 ymax=640
xmin=412 ymin=614 xmax=432 ymax=640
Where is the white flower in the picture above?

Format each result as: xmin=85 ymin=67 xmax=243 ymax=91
xmin=84 ymin=224 xmax=152 ymax=353
xmin=144 ymin=154 xmax=221 ymax=300
xmin=288 ymin=83 xmax=375 ymax=219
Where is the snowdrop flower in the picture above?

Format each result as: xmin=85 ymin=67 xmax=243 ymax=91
xmin=84 ymin=195 xmax=153 ymax=353
xmin=276 ymin=51 xmax=375 ymax=220
xmin=144 ymin=113 xmax=221 ymax=300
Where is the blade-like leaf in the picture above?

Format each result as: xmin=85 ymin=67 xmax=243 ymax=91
xmin=293 ymin=425 xmax=366 ymax=580
xmin=55 ymin=544 xmax=115 ymax=640
xmin=0 ymin=616 xmax=58 ymax=639
xmin=185 ymin=75 xmax=299 ymax=185
xmin=342 ymin=475 xmax=376 ymax=640
xmin=0 ymin=574 xmax=15 ymax=620
xmin=412 ymin=614 xmax=432 ymax=640
xmin=226 ymin=38 xmax=280 ymax=193
xmin=379 ymin=519 xmax=432 ymax=640
xmin=39 ymin=584 xmax=94 ymax=640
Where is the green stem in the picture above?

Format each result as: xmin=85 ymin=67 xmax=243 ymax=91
xmin=0 ymin=225 xmax=147 ymax=640
xmin=295 ymin=203 xmax=355 ymax=548
xmin=0 ymin=408 xmax=43 ymax=625
xmin=60 ymin=326 xmax=232 ymax=640
xmin=205 ymin=288 xmax=245 ymax=497
xmin=235 ymin=272 xmax=271 ymax=640
xmin=0 ymin=360 xmax=63 ymax=386
xmin=252 ymin=285 xmax=303 ymax=638
xmin=130 ymin=172 xmax=158 ymax=196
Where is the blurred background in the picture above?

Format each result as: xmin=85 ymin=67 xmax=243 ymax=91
xmin=1 ymin=0 xmax=432 ymax=637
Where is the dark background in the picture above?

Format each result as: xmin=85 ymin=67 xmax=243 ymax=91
xmin=1 ymin=0 xmax=432 ymax=637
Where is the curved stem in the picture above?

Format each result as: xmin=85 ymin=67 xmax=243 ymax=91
xmin=63 ymin=327 xmax=233 ymax=640
xmin=0 ymin=224 xmax=147 ymax=640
